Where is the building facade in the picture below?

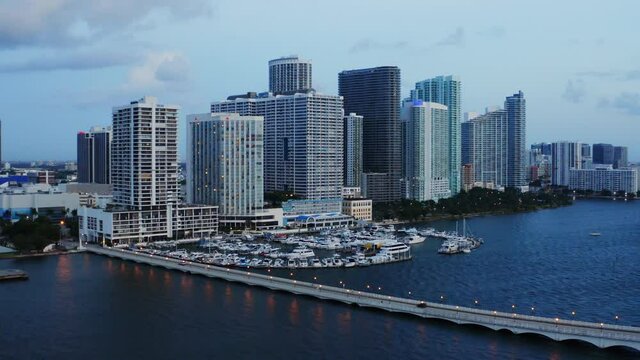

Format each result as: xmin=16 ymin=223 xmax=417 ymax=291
xmin=342 ymin=198 xmax=372 ymax=221
xmin=187 ymin=113 xmax=264 ymax=216
xmin=461 ymin=110 xmax=508 ymax=188
xmin=211 ymin=91 xmax=343 ymax=201
xmin=613 ymin=146 xmax=628 ymax=169
xmin=111 ymin=96 xmax=179 ymax=209
xmin=551 ymin=141 xmax=582 ymax=186
xmin=402 ymin=100 xmax=451 ymax=201
xmin=339 ymin=66 xmax=401 ymax=202
xmin=268 ymin=56 xmax=312 ymax=94
xmin=411 ymin=75 xmax=461 ymax=195
xmin=569 ymin=166 xmax=637 ymax=193
xmin=592 ymin=143 xmax=614 ymax=165
xmin=77 ymin=126 xmax=111 ymax=184
xmin=80 ymin=97 xmax=218 ymax=245
xmin=344 ymin=113 xmax=363 ymax=188
xmin=505 ymin=91 xmax=527 ymax=187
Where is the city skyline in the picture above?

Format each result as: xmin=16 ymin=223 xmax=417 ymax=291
xmin=0 ymin=1 xmax=639 ymax=161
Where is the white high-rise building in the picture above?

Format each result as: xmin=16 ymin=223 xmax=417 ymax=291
xmin=461 ymin=110 xmax=509 ymax=188
xmin=402 ymin=100 xmax=451 ymax=201
xmin=344 ymin=113 xmax=363 ymax=188
xmin=211 ymin=91 xmax=343 ymax=201
xmin=80 ymin=97 xmax=218 ymax=245
xmin=268 ymin=56 xmax=312 ymax=94
xmin=187 ymin=113 xmax=264 ymax=216
xmin=551 ymin=141 xmax=582 ymax=186
xmin=111 ymin=96 xmax=179 ymax=209
xmin=411 ymin=75 xmax=461 ymax=195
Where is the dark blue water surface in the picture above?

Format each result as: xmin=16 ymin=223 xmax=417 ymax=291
xmin=2 ymin=199 xmax=639 ymax=359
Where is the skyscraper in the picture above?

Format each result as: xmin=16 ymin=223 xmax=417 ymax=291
xmin=77 ymin=126 xmax=111 ymax=184
xmin=187 ymin=113 xmax=264 ymax=216
xmin=339 ymin=66 xmax=401 ymax=202
xmin=551 ymin=141 xmax=582 ymax=186
xmin=581 ymin=143 xmax=591 ymax=158
xmin=80 ymin=97 xmax=219 ymax=244
xmin=411 ymin=75 xmax=461 ymax=195
xmin=504 ymin=91 xmax=527 ymax=187
xmin=268 ymin=56 xmax=312 ymax=94
xmin=402 ymin=100 xmax=451 ymax=201
xmin=461 ymin=109 xmax=509 ymax=188
xmin=111 ymin=96 xmax=179 ymax=209
xmin=613 ymin=146 xmax=628 ymax=169
xmin=592 ymin=143 xmax=614 ymax=165
xmin=344 ymin=113 xmax=363 ymax=188
xmin=211 ymin=91 xmax=343 ymax=200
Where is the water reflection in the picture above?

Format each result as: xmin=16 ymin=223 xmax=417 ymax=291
xmin=242 ymin=289 xmax=254 ymax=317
xmin=55 ymin=255 xmax=72 ymax=283
xmin=265 ymin=294 xmax=276 ymax=316
xmin=289 ymin=298 xmax=299 ymax=325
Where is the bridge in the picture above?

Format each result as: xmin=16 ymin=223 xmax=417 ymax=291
xmin=85 ymin=245 xmax=640 ymax=352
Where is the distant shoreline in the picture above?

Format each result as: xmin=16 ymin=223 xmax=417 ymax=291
xmin=376 ymin=204 xmax=572 ymax=226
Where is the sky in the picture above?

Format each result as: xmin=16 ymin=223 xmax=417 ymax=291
xmin=0 ymin=0 xmax=639 ymax=161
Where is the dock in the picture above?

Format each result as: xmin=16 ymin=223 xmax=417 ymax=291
xmin=86 ymin=245 xmax=640 ymax=352
xmin=0 ymin=269 xmax=28 ymax=281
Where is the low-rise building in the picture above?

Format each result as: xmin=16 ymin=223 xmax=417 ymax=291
xmin=342 ymin=198 xmax=372 ymax=221
xmin=0 ymin=184 xmax=79 ymax=221
xmin=569 ymin=166 xmax=638 ymax=193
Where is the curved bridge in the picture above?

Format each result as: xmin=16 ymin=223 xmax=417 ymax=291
xmin=86 ymin=245 xmax=640 ymax=352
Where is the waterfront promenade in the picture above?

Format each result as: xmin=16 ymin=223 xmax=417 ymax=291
xmin=86 ymin=245 xmax=640 ymax=352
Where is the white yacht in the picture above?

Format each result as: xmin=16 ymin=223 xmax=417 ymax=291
xmin=438 ymin=241 xmax=460 ymax=254
xmin=407 ymin=235 xmax=425 ymax=244
xmin=289 ymin=247 xmax=315 ymax=259
xmin=379 ymin=242 xmax=411 ymax=260
xmin=311 ymin=259 xmax=322 ymax=268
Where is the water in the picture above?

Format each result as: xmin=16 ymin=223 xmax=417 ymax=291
xmin=1 ymin=200 xmax=639 ymax=359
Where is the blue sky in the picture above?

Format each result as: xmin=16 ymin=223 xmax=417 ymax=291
xmin=0 ymin=0 xmax=638 ymax=161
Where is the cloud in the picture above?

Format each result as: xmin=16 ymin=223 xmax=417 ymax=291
xmin=0 ymin=50 xmax=140 ymax=72
xmin=576 ymin=70 xmax=640 ymax=81
xmin=123 ymin=52 xmax=191 ymax=92
xmin=0 ymin=0 xmax=212 ymax=48
xmin=349 ymin=39 xmax=409 ymax=54
xmin=602 ymin=92 xmax=640 ymax=116
xmin=435 ymin=27 xmax=465 ymax=47
xmin=477 ymin=26 xmax=506 ymax=38
xmin=562 ymin=80 xmax=586 ymax=103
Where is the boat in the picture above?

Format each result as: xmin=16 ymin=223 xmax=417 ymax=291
xmin=589 ymin=232 xmax=601 ymax=236
xmin=289 ymin=246 xmax=315 ymax=259
xmin=407 ymin=234 xmax=425 ymax=244
xmin=344 ymin=258 xmax=356 ymax=268
xmin=438 ymin=241 xmax=460 ymax=254
xmin=311 ymin=258 xmax=322 ymax=268
xmin=287 ymin=259 xmax=297 ymax=268
xmin=379 ymin=242 xmax=411 ymax=259
xmin=462 ymin=248 xmax=471 ymax=254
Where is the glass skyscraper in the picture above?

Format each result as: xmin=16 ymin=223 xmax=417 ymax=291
xmin=411 ymin=75 xmax=461 ymax=195
xmin=505 ymin=91 xmax=527 ymax=187
xmin=339 ymin=66 xmax=401 ymax=202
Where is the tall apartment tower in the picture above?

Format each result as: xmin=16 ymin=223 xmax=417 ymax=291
xmin=77 ymin=126 xmax=111 ymax=184
xmin=461 ymin=110 xmax=509 ymax=188
xmin=339 ymin=66 xmax=401 ymax=202
xmin=402 ymin=100 xmax=451 ymax=201
xmin=211 ymin=91 xmax=343 ymax=200
xmin=344 ymin=113 xmax=363 ymax=188
xmin=187 ymin=113 xmax=264 ymax=216
xmin=111 ymin=96 xmax=179 ymax=210
xmin=505 ymin=91 xmax=527 ymax=187
xmin=551 ymin=141 xmax=582 ymax=186
xmin=592 ymin=143 xmax=614 ymax=165
xmin=613 ymin=146 xmax=628 ymax=169
xmin=411 ymin=75 xmax=461 ymax=195
xmin=268 ymin=56 xmax=312 ymax=94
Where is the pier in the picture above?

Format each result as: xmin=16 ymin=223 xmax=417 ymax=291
xmin=86 ymin=245 xmax=640 ymax=352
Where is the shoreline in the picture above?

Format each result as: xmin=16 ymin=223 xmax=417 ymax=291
xmin=376 ymin=204 xmax=572 ymax=226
